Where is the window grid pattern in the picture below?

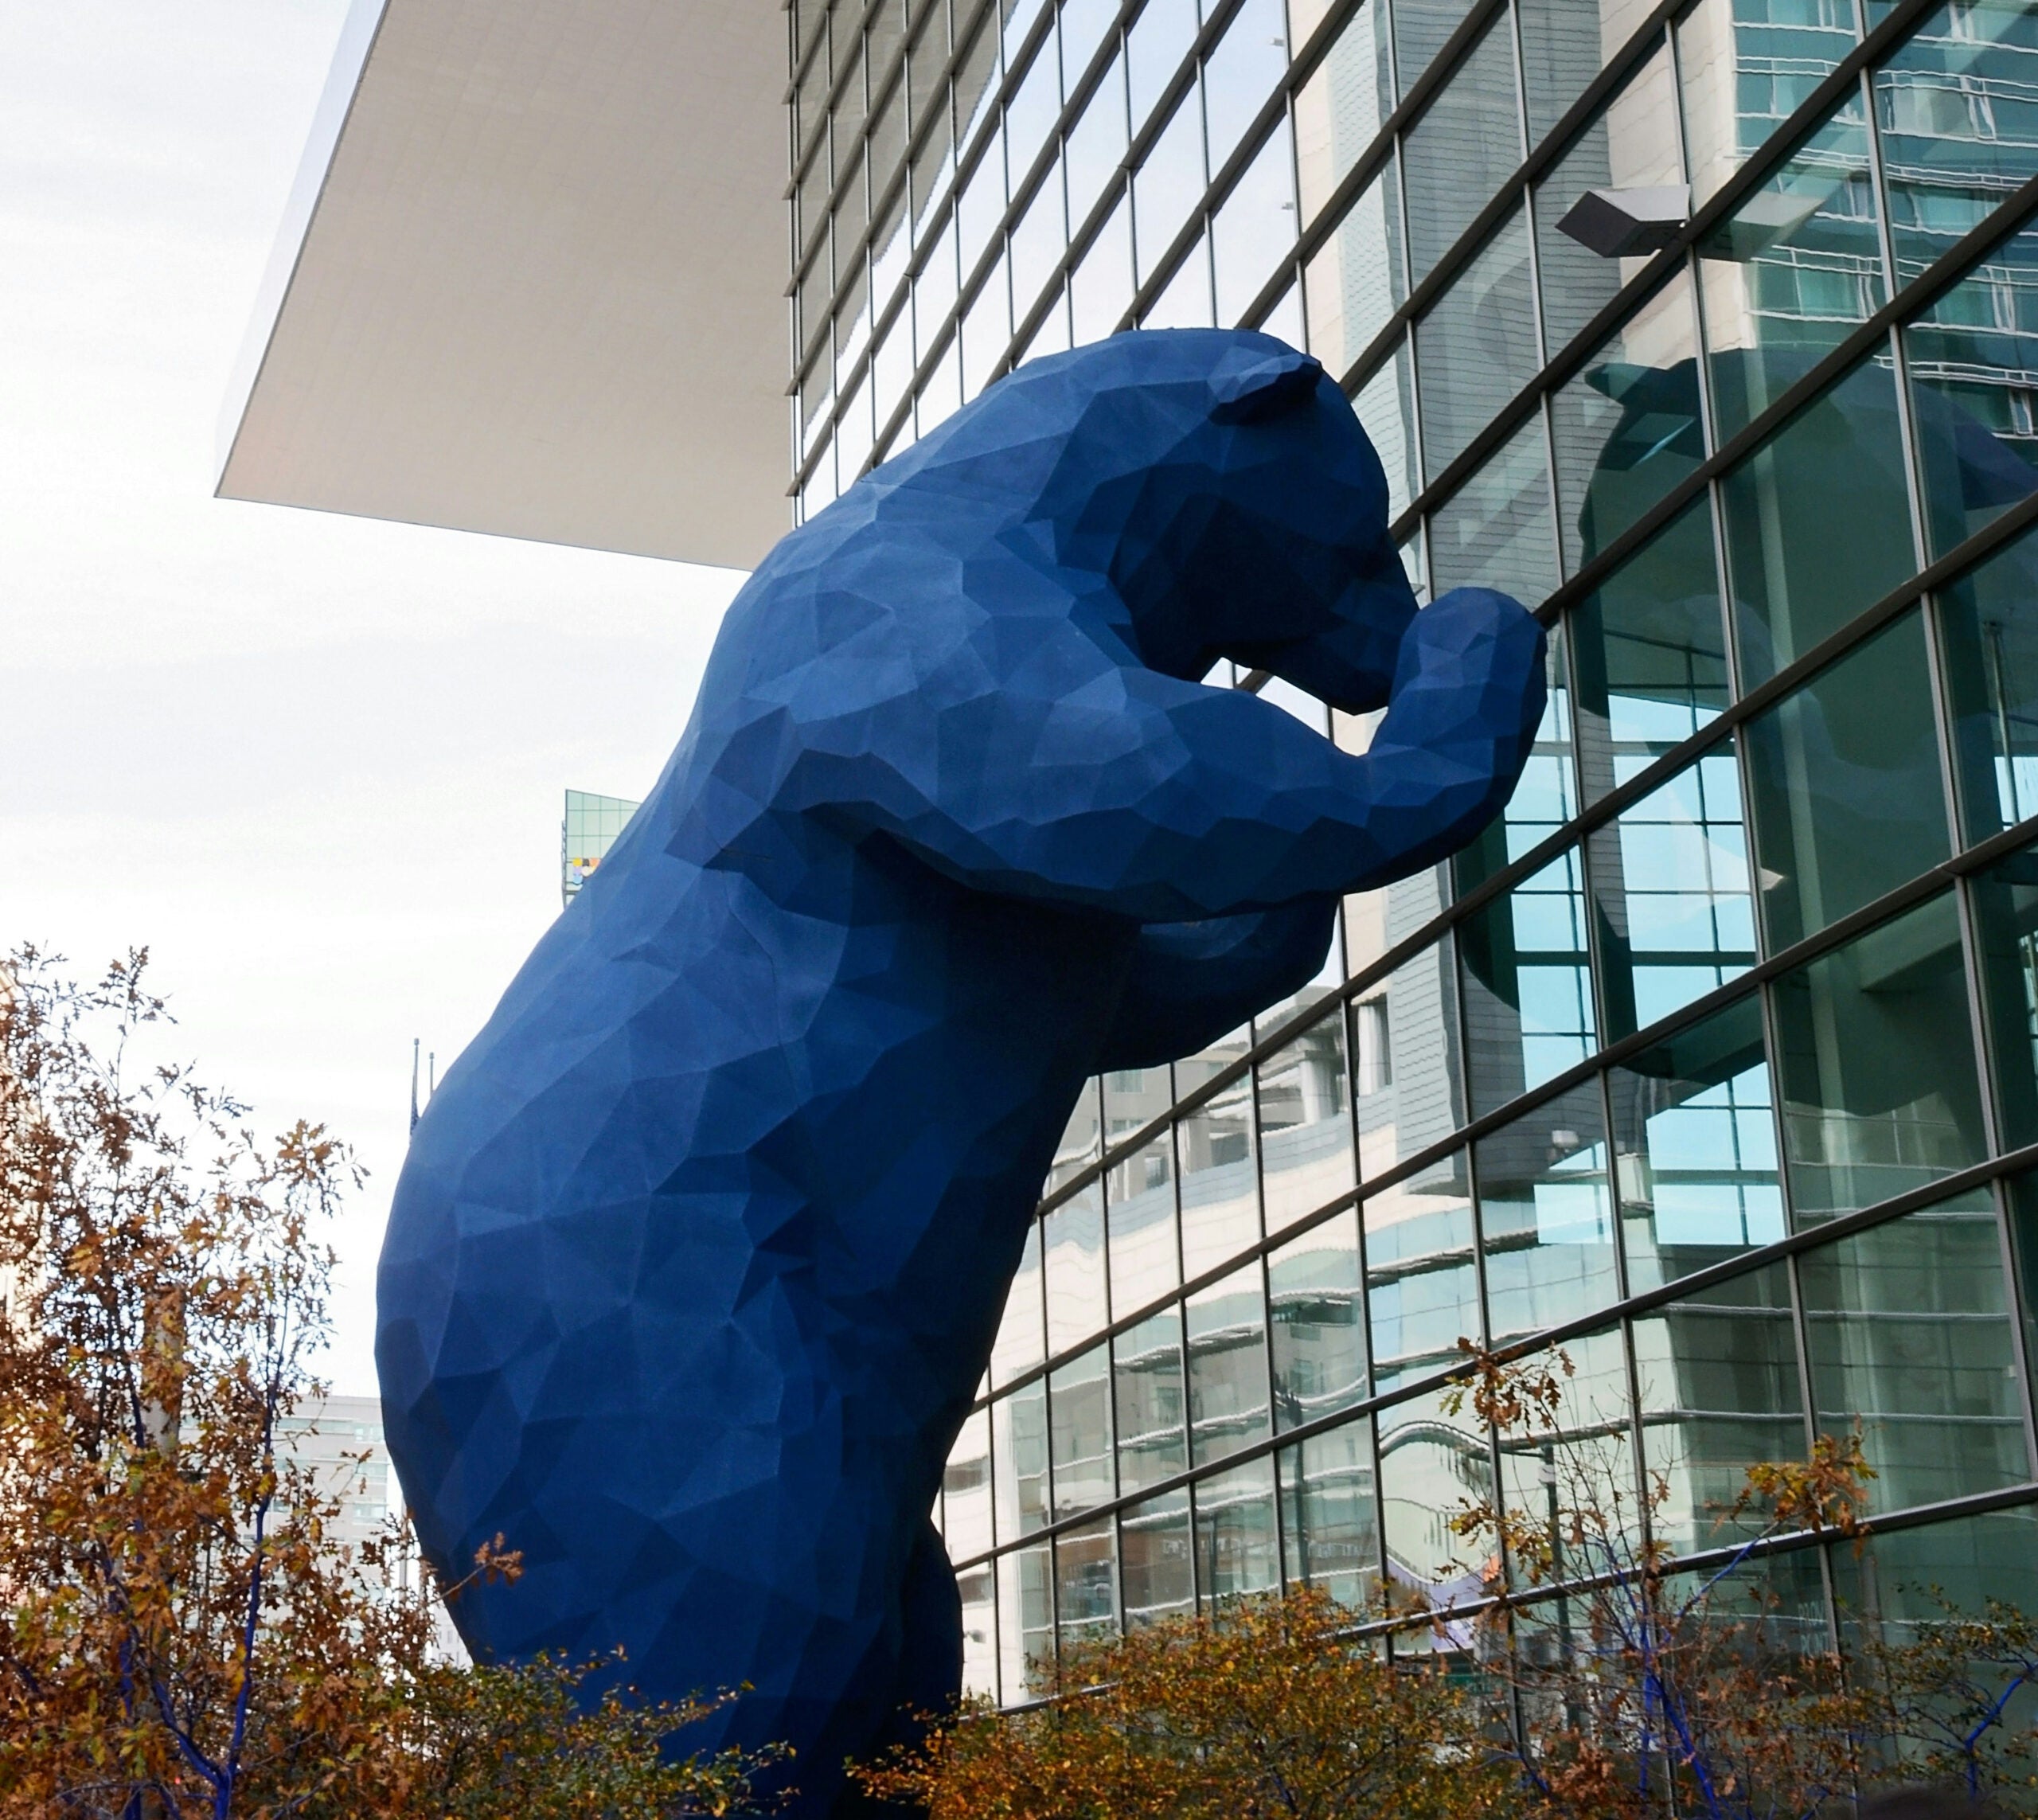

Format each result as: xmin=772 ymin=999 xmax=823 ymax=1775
xmin=788 ymin=0 xmax=2038 ymax=1704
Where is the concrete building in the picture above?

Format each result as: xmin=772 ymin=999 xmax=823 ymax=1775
xmin=228 ymin=0 xmax=2038 ymax=1704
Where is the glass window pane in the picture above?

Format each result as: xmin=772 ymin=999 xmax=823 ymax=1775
xmin=1394 ymin=0 xmax=1476 ymax=90
xmin=1054 ymin=1514 xmax=1117 ymax=1649
xmin=1549 ymin=269 xmax=1704 ymax=580
xmin=1365 ymin=1150 xmax=1480 ymax=1394
xmin=959 ymin=251 xmax=1009 ymax=400
xmin=1610 ymin=990 xmax=1782 ymax=1291
xmin=1126 ymin=0 xmax=1197 ymax=131
xmin=1800 ymin=1192 xmax=2028 ymax=1514
xmin=1143 ymin=232 xmax=1216 ymax=326
xmin=1065 ymin=50 xmax=1127 ymax=230
xmin=1070 ymin=190 xmax=1135 ymax=344
xmin=1589 ymin=740 xmax=1755 ymax=1038
xmin=1519 ymin=0 xmax=1663 ymax=146
xmin=1279 ymin=1421 xmax=1380 ymax=1605
xmin=1772 ymin=889 xmax=1989 ymax=1223
xmin=1009 ymin=158 xmax=1068 ymax=325
xmin=1134 ymin=82 xmax=1207 ymax=282
xmin=1359 ymin=917 xmax=1469 ymax=1180
xmin=1415 ymin=209 xmax=1540 ymax=478
xmin=1258 ymin=1006 xmax=1354 ymax=1233
xmin=1049 ymin=1342 xmax=1115 ymax=1518
xmin=1187 ymin=1263 xmax=1270 ymax=1463
xmin=1177 ymin=1040 xmax=1260 ymax=1279
xmin=1532 ymin=45 xmax=1684 ymax=360
xmin=1378 ymin=1381 xmax=1493 ymax=1615
xmin=1968 ymin=833 xmax=2038 ymax=1150
xmin=1477 ymin=1080 xmax=1620 ymax=1346
xmin=1571 ymin=498 xmax=1730 ymax=806
xmin=1493 ymin=1330 xmax=1638 ymax=1591
xmin=1634 ymin=1256 xmax=1805 ymax=1552
xmin=993 ymin=1377 xmax=1050 ymax=1539
xmin=1940 ymin=523 xmax=2038 ymax=846
xmin=1107 ymin=1128 xmax=1180 ymax=1314
xmin=958 ymin=1562 xmax=996 ymax=1699
xmin=1461 ymin=846 xmax=1598 ymax=1118
xmin=1050 ymin=1076 xmax=1102 ymax=1192
xmin=1114 ymin=1307 xmax=1188 ymax=1491
xmin=1203 ymin=0 xmax=1290 ymax=174
xmin=1402 ymin=14 xmax=1521 ymax=283
xmin=945 ymin=1405 xmax=994 ymax=1557
xmin=1293 ymin=0 xmax=1392 ymax=224
xmin=1212 ymin=119 xmax=1298 ymax=325
xmin=1830 ymin=1507 xmax=2038 ymax=1658
xmin=1119 ymin=1489 xmax=1194 ymax=1623
xmin=1720 ymin=354 xmax=1919 ymax=686
xmin=1043 ymin=1181 xmax=1108 ymax=1353
xmin=1696 ymin=95 xmax=1885 ymax=441
xmin=1743 ymin=607 xmax=1951 ymax=952
xmin=991 ymin=1218 xmax=1045 ymax=1385
xmin=1270 ymin=1209 xmax=1366 ymax=1427
xmin=1876 ymin=0 xmax=2038 ymax=287
xmin=1193 ymin=1455 xmax=1279 ymax=1602
xmin=1678 ymin=0 xmax=1856 ymax=210
xmin=1427 ymin=413 xmax=1560 ymax=606
xmin=1906 ymin=217 xmax=2038 ymax=563
xmin=1352 ymin=337 xmax=1419 ymax=517
xmin=995 ymin=1538 xmax=1054 ymax=1697
xmin=1303 ymin=162 xmax=1404 ymax=378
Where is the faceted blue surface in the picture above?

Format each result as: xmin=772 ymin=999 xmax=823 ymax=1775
xmin=377 ymin=329 xmax=1546 ymax=1816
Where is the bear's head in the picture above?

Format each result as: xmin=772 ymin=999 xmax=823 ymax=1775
xmin=902 ymin=328 xmax=1419 ymax=713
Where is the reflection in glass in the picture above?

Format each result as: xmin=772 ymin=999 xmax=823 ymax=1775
xmin=1051 ymin=1076 xmax=1102 ymax=1191
xmin=1415 ymin=210 xmax=1541 ymax=478
xmin=1532 ymin=45 xmax=1685 ymax=361
xmin=1258 ymin=1005 xmax=1354 ymax=1232
xmin=1571 ymin=499 xmax=1730 ymax=807
xmin=1452 ymin=623 xmax=1576 ymax=892
xmin=1493 ymin=1330 xmax=1638 ymax=1590
xmin=1876 ymin=0 xmax=2038 ymax=287
xmin=1353 ymin=338 xmax=1420 ymax=518
xmin=1050 ymin=1343 xmax=1115 ymax=1519
xmin=1188 ymin=1263 xmax=1270 ymax=1464
xmin=959 ymin=1564 xmax=997 ymax=1697
xmin=996 ymin=1539 xmax=1054 ymax=1697
xmin=1402 ymin=14 xmax=1522 ymax=283
xmin=1044 ymin=1184 xmax=1107 ymax=1356
xmin=1212 ymin=122 xmax=1298 ymax=325
xmin=1610 ymin=990 xmax=1783 ymax=1292
xmin=1357 ymin=915 xmax=1468 ymax=1182
xmin=1940 ymin=525 xmax=2038 ymax=846
xmin=1427 ymin=414 xmax=1560 ymax=606
xmin=1193 ymin=1455 xmax=1279 ymax=1603
xmin=1054 ymin=1516 xmax=1117 ymax=1649
xmin=1279 ymin=1423 xmax=1380 ymax=1606
xmin=1270 ymin=1210 xmax=1366 ymax=1428
xmin=1550 ymin=271 xmax=1704 ymax=579
xmin=993 ymin=1377 xmax=1050 ymax=1541
xmin=1721 ymin=357 xmax=1918 ymax=686
xmin=1119 ymin=1490 xmax=1194 ymax=1623
xmin=1203 ymin=0 xmax=1290 ymax=175
xmin=1303 ymin=163 xmax=1404 ymax=377
xmin=1293 ymin=0 xmax=1392 ymax=225
xmin=945 ymin=1406 xmax=994 ymax=1559
xmin=1460 ymin=845 xmax=1598 ymax=1117
xmin=1969 ymin=836 xmax=2038 ymax=1150
xmin=1743 ymin=608 xmax=1951 ymax=951
xmin=1800 ymin=1193 xmax=2028 ymax=1514
xmin=1907 ymin=219 xmax=2038 ymax=561
xmin=1696 ymin=93 xmax=1884 ymax=439
xmin=1589 ymin=740 xmax=1755 ymax=1037
xmin=1772 ymin=890 xmax=1988 ymax=1222
xmin=1832 ymin=1507 xmax=2038 ymax=1653
xmin=1478 ymin=1081 xmax=1621 ymax=1345
xmin=1634 ymin=1257 xmax=1804 ymax=1552
xmin=1365 ymin=1153 xmax=1480 ymax=1394
xmin=1107 ymin=1127 xmax=1180 ymax=1313
xmin=1177 ymin=1040 xmax=1260 ymax=1277
xmin=991 ymin=1219 xmax=1045 ymax=1385
xmin=1377 ymin=1385 xmax=1493 ymax=1619
xmin=1114 ymin=1308 xmax=1189 ymax=1493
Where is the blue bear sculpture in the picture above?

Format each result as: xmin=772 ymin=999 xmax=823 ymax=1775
xmin=377 ymin=329 xmax=1546 ymax=1816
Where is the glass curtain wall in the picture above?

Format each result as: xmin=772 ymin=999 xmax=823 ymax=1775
xmin=789 ymin=0 xmax=2038 ymax=1703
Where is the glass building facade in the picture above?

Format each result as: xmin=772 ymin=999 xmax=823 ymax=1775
xmin=562 ymin=789 xmax=642 ymax=907
xmin=787 ymin=0 xmax=2038 ymax=1701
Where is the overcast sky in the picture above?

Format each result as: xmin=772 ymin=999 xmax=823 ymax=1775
xmin=0 ymin=0 xmax=744 ymax=1392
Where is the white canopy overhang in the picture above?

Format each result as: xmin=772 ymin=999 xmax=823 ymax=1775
xmin=217 ymin=0 xmax=791 ymax=572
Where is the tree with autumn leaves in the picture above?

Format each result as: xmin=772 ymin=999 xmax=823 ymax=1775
xmin=0 ymin=947 xmax=782 ymax=1818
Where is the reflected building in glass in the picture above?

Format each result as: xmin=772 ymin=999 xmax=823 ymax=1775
xmin=788 ymin=0 xmax=2038 ymax=1699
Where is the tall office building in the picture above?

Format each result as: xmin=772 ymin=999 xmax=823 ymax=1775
xmin=783 ymin=0 xmax=2038 ymax=1701
xmin=221 ymin=0 xmax=2038 ymax=1711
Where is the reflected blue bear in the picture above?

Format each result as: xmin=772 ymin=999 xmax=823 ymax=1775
xmin=377 ymin=329 xmax=1546 ymax=1817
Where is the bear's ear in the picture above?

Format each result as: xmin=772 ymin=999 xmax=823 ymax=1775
xmin=1209 ymin=343 xmax=1325 ymax=424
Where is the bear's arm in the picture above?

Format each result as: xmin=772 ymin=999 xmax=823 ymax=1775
xmin=832 ymin=588 xmax=1546 ymax=923
xmin=1096 ymin=902 xmax=1338 ymax=1071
